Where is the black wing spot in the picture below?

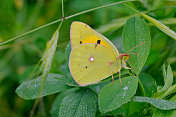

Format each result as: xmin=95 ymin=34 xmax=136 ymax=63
xmin=80 ymin=41 xmax=82 ymax=44
xmin=97 ymin=40 xmax=101 ymax=44
xmin=85 ymin=66 xmax=88 ymax=68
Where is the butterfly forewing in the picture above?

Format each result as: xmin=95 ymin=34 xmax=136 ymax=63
xmin=69 ymin=43 xmax=119 ymax=86
xmin=70 ymin=21 xmax=119 ymax=57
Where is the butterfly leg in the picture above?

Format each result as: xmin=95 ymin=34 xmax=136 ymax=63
xmin=119 ymin=70 xmax=122 ymax=87
xmin=124 ymin=65 xmax=135 ymax=76
xmin=111 ymin=72 xmax=114 ymax=86
xmin=127 ymin=61 xmax=134 ymax=69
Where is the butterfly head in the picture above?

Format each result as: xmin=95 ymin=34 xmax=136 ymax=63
xmin=121 ymin=54 xmax=130 ymax=62
xmin=119 ymin=54 xmax=130 ymax=66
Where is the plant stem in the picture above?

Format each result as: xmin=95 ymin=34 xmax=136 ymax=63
xmin=122 ymin=3 xmax=139 ymax=13
xmin=138 ymin=78 xmax=146 ymax=96
xmin=65 ymin=0 xmax=136 ymax=20
xmin=62 ymin=0 xmax=64 ymax=18
xmin=0 ymin=18 xmax=62 ymax=45
xmin=0 ymin=0 xmax=136 ymax=46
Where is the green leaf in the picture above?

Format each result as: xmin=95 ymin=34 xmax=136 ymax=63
xmin=123 ymin=4 xmax=176 ymax=40
xmin=89 ymin=70 xmax=130 ymax=95
xmin=170 ymin=95 xmax=176 ymax=103
xmin=50 ymin=88 xmax=79 ymax=117
xmin=160 ymin=84 xmax=176 ymax=99
xmin=98 ymin=76 xmax=138 ymax=113
xmin=123 ymin=16 xmax=151 ymax=75
xmin=152 ymin=64 xmax=173 ymax=99
xmin=61 ymin=42 xmax=77 ymax=86
xmin=139 ymin=73 xmax=157 ymax=97
xmin=163 ymin=63 xmax=167 ymax=83
xmin=60 ymin=64 xmax=78 ymax=86
xmin=123 ymin=101 xmax=145 ymax=116
xmin=52 ymin=50 xmax=65 ymax=66
xmin=161 ymin=64 xmax=173 ymax=92
xmin=16 ymin=73 xmax=70 ymax=100
xmin=166 ymin=64 xmax=173 ymax=87
xmin=89 ymin=80 xmax=111 ymax=94
xmin=133 ymin=96 xmax=176 ymax=110
xmin=100 ymin=106 xmax=125 ymax=116
xmin=59 ymin=88 xmax=97 ymax=117
xmin=153 ymin=108 xmax=176 ymax=117
xmin=139 ymin=12 xmax=176 ymax=40
xmin=65 ymin=42 xmax=71 ymax=63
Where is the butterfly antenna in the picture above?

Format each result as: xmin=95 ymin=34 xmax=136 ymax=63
xmin=127 ymin=41 xmax=145 ymax=53
xmin=128 ymin=53 xmax=139 ymax=55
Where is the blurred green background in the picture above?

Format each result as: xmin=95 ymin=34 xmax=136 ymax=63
xmin=0 ymin=0 xmax=176 ymax=116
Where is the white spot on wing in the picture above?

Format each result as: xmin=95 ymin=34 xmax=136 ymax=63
xmin=89 ymin=55 xmax=94 ymax=62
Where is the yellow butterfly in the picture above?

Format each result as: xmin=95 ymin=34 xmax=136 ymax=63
xmin=69 ymin=21 xmax=144 ymax=86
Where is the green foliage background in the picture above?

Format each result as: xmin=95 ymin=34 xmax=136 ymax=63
xmin=0 ymin=0 xmax=176 ymax=117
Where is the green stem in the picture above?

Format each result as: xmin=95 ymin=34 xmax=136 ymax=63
xmin=0 ymin=0 xmax=136 ymax=46
xmin=138 ymin=78 xmax=146 ymax=96
xmin=65 ymin=0 xmax=136 ymax=20
xmin=0 ymin=18 xmax=62 ymax=46
xmin=122 ymin=3 xmax=139 ymax=13
xmin=62 ymin=0 xmax=64 ymax=18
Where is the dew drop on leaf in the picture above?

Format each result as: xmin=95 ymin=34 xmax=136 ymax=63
xmin=123 ymin=86 xmax=128 ymax=90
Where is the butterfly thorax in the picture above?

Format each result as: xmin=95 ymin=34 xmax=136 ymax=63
xmin=119 ymin=53 xmax=130 ymax=69
xmin=111 ymin=54 xmax=129 ymax=73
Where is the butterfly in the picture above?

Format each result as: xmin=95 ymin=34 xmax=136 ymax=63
xmin=69 ymin=21 xmax=145 ymax=86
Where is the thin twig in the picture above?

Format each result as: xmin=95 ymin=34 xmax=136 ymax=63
xmin=0 ymin=19 xmax=62 ymax=45
xmin=62 ymin=0 xmax=64 ymax=18
xmin=0 ymin=0 xmax=136 ymax=46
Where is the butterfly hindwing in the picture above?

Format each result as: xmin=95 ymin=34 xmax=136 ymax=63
xmin=69 ymin=43 xmax=119 ymax=86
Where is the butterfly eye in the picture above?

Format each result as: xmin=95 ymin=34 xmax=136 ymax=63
xmin=122 ymin=56 xmax=129 ymax=61
xmin=80 ymin=41 xmax=82 ymax=44
xmin=97 ymin=40 xmax=101 ymax=44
